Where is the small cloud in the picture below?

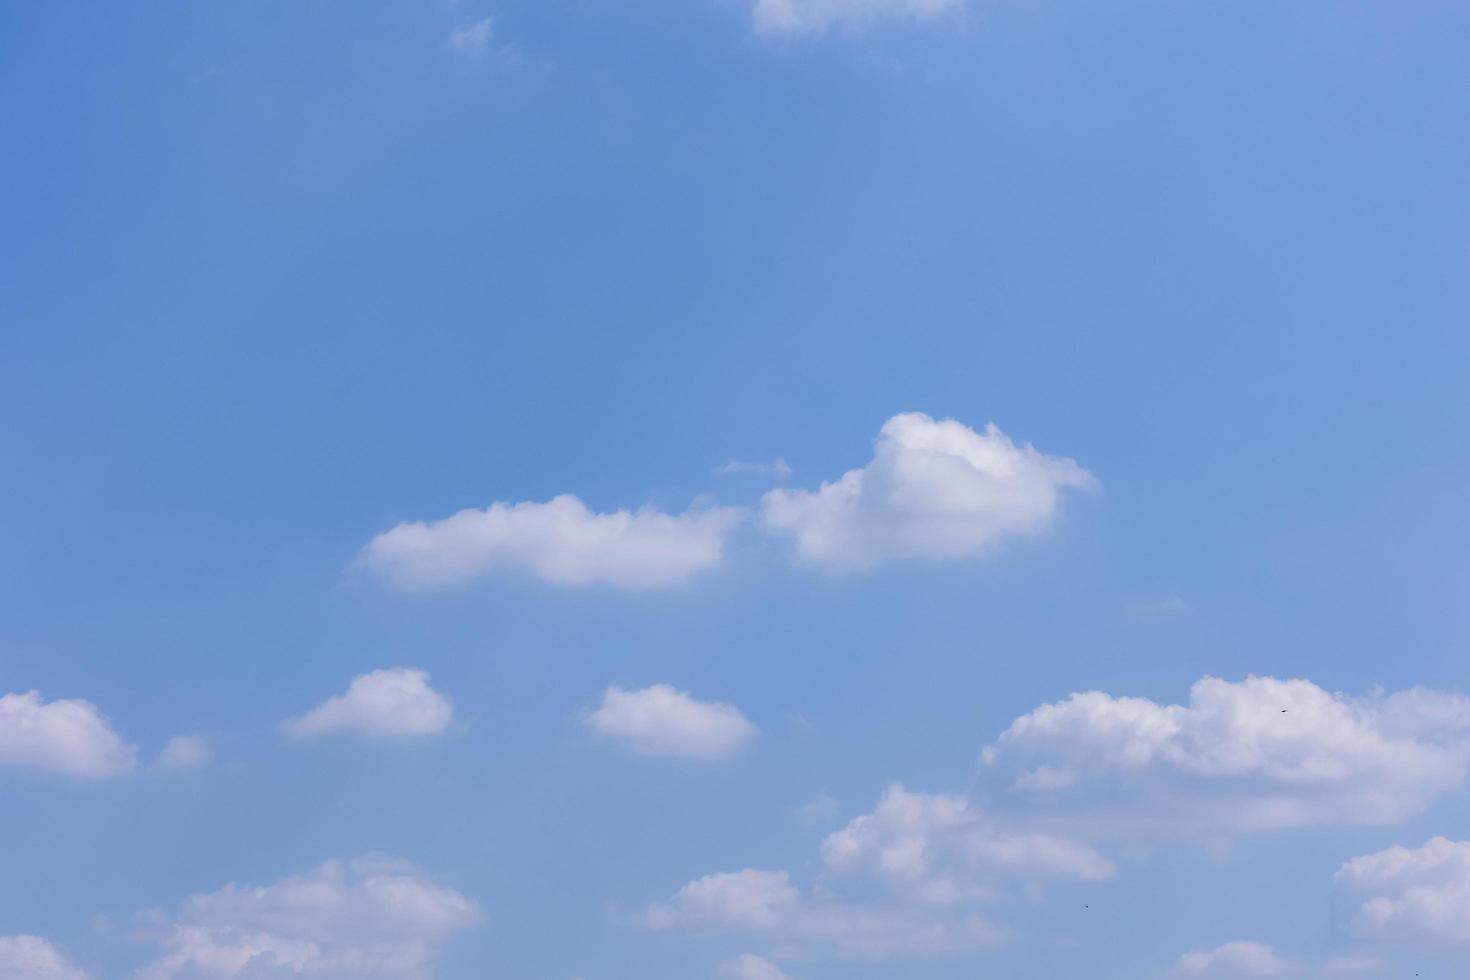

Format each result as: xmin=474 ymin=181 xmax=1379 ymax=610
xmin=449 ymin=17 xmax=494 ymax=56
xmin=284 ymin=668 xmax=454 ymax=740
xmin=1176 ymin=940 xmax=1287 ymax=976
xmin=721 ymin=954 xmax=794 ymax=980
xmin=794 ymin=792 xmax=840 ymax=827
xmin=0 ymin=690 xmax=137 ymax=778
xmin=0 ymin=934 xmax=90 ymax=980
xmin=155 ymin=735 xmax=210 ymax=772
xmin=752 ymin=0 xmax=964 ymax=37
xmin=586 ymin=685 xmax=757 ymax=761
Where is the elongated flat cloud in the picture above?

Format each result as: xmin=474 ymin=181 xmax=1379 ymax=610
xmin=285 ymin=669 xmax=453 ymax=739
xmin=587 ymin=685 xmax=757 ymax=761
xmin=752 ymin=0 xmax=962 ymax=36
xmin=721 ymin=954 xmax=794 ymax=980
xmin=821 ymin=785 xmax=1114 ymax=903
xmin=0 ymin=935 xmax=90 ymax=980
xmin=1334 ymin=837 xmax=1470 ymax=944
xmin=132 ymin=856 xmax=478 ymax=979
xmin=0 ymin=690 xmax=137 ymax=778
xmin=760 ymin=413 xmax=1095 ymax=572
xmin=1176 ymin=940 xmax=1288 ymax=976
xmin=981 ymin=676 xmax=1470 ymax=835
xmin=361 ymin=494 xmax=743 ymax=590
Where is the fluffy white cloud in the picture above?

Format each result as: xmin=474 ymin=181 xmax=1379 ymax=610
xmin=759 ymin=413 xmax=1095 ymax=572
xmin=643 ymin=784 xmax=1114 ymax=960
xmin=0 ymin=936 xmax=90 ymax=980
xmin=132 ymin=856 xmax=478 ymax=979
xmin=361 ymin=494 xmax=742 ymax=590
xmin=0 ymin=690 xmax=137 ymax=778
xmin=981 ymin=676 xmax=1470 ymax=835
xmin=156 ymin=735 xmax=211 ymax=771
xmin=587 ymin=685 xmax=757 ymax=761
xmin=284 ymin=669 xmax=453 ymax=740
xmin=448 ymin=18 xmax=493 ymax=56
xmin=752 ymin=0 xmax=962 ymax=36
xmin=643 ymin=868 xmax=1001 ymax=958
xmin=1176 ymin=940 xmax=1287 ymax=976
xmin=720 ymin=954 xmax=793 ymax=980
xmin=1334 ymin=837 xmax=1470 ymax=944
xmin=821 ymin=785 xmax=1114 ymax=903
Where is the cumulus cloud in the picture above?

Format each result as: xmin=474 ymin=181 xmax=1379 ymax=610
xmin=1175 ymin=940 xmax=1287 ymax=976
xmin=132 ymin=856 xmax=478 ymax=979
xmin=752 ymin=0 xmax=963 ymax=36
xmin=0 ymin=935 xmax=90 ymax=980
xmin=759 ymin=413 xmax=1095 ymax=572
xmin=643 ymin=868 xmax=1001 ymax=958
xmin=821 ymin=784 xmax=1114 ymax=903
xmin=720 ymin=954 xmax=793 ymax=980
xmin=587 ymin=685 xmax=757 ymax=761
xmin=1334 ymin=837 xmax=1470 ymax=944
xmin=361 ymin=494 xmax=742 ymax=590
xmin=981 ymin=676 xmax=1470 ymax=836
xmin=0 ymin=690 xmax=137 ymax=778
xmin=156 ymin=735 xmax=211 ymax=771
xmin=448 ymin=18 xmax=493 ymax=56
xmin=284 ymin=669 xmax=453 ymax=740
xmin=643 ymin=784 xmax=1113 ymax=960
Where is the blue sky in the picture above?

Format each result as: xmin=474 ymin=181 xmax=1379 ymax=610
xmin=3 ymin=1 xmax=1470 ymax=978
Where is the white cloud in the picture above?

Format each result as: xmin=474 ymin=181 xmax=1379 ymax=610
xmin=132 ymin=856 xmax=478 ymax=979
xmin=821 ymin=785 xmax=1114 ymax=904
xmin=1334 ymin=837 xmax=1470 ymax=944
xmin=981 ymin=676 xmax=1470 ymax=835
xmin=643 ymin=784 xmax=1114 ymax=960
xmin=587 ymin=685 xmax=757 ymax=761
xmin=720 ymin=954 xmax=793 ymax=980
xmin=1176 ymin=940 xmax=1287 ymax=976
xmin=0 ymin=935 xmax=90 ymax=980
xmin=284 ymin=669 xmax=453 ymax=740
xmin=361 ymin=494 xmax=742 ymax=590
xmin=643 ymin=868 xmax=1001 ymax=958
xmin=156 ymin=735 xmax=211 ymax=771
xmin=759 ymin=413 xmax=1095 ymax=572
xmin=752 ymin=0 xmax=963 ymax=36
xmin=0 ymin=690 xmax=137 ymax=778
xmin=448 ymin=18 xmax=493 ymax=56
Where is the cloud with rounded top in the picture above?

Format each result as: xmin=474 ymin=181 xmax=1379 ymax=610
xmin=760 ymin=413 xmax=1095 ymax=572
xmin=0 ymin=690 xmax=137 ymax=778
xmin=587 ymin=685 xmax=757 ymax=761
xmin=284 ymin=669 xmax=453 ymax=740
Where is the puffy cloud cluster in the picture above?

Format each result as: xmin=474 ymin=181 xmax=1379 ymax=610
xmin=360 ymin=495 xmax=742 ymax=590
xmin=644 ymin=786 xmax=1110 ymax=959
xmin=1334 ymin=837 xmax=1470 ymax=944
xmin=1175 ymin=940 xmax=1288 ymax=976
xmin=643 ymin=867 xmax=1001 ymax=959
xmin=751 ymin=0 xmax=963 ymax=36
xmin=133 ymin=856 xmax=479 ymax=979
xmin=982 ymin=676 xmax=1470 ymax=835
xmin=587 ymin=685 xmax=757 ymax=761
xmin=0 ymin=935 xmax=90 ymax=980
xmin=760 ymin=413 xmax=1095 ymax=572
xmin=284 ymin=669 xmax=453 ymax=740
xmin=0 ymin=690 xmax=137 ymax=778
xmin=820 ymin=785 xmax=1114 ymax=903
